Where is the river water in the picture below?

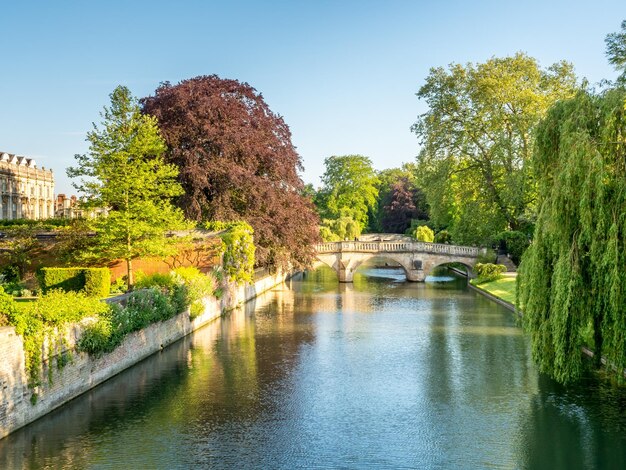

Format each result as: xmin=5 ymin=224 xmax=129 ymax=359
xmin=1 ymin=268 xmax=626 ymax=469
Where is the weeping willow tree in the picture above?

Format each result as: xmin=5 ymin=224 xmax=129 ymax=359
xmin=518 ymin=87 xmax=626 ymax=384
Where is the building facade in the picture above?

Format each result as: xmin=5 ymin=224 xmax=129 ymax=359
xmin=0 ymin=152 xmax=55 ymax=220
xmin=55 ymin=193 xmax=108 ymax=219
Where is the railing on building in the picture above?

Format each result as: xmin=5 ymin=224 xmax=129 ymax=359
xmin=314 ymin=241 xmax=483 ymax=257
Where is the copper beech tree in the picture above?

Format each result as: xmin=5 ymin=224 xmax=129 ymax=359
xmin=141 ymin=76 xmax=320 ymax=269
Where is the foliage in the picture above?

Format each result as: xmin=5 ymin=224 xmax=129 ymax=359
xmin=5 ymin=266 xmax=218 ymax=391
xmin=171 ymin=266 xmax=216 ymax=319
xmin=413 ymin=53 xmax=578 ymax=245
xmin=38 ymin=267 xmax=111 ymax=298
xmin=67 ymin=85 xmax=189 ymax=290
xmin=0 ymin=219 xmax=71 ymax=230
xmin=606 ymin=20 xmax=626 ymax=85
xmin=79 ymin=288 xmax=178 ymax=355
xmin=404 ymin=219 xmax=430 ymax=236
xmin=518 ymin=87 xmax=626 ymax=384
xmin=320 ymin=213 xmax=361 ymax=241
xmin=7 ymin=290 xmax=109 ymax=388
xmin=367 ymin=165 xmax=429 ymax=233
xmin=109 ymin=277 xmax=127 ymax=294
xmin=52 ymin=219 xmax=98 ymax=265
xmin=473 ymin=263 xmax=507 ymax=284
xmin=413 ymin=225 xmax=434 ymax=242
xmin=476 ymin=248 xmax=497 ymax=265
xmin=494 ymin=231 xmax=530 ymax=265
xmin=380 ymin=175 xmax=428 ymax=234
xmin=434 ymin=229 xmax=452 ymax=244
xmin=315 ymin=155 xmax=380 ymax=233
xmin=141 ymin=75 xmax=320 ymax=270
xmin=0 ymin=226 xmax=41 ymax=279
xmin=205 ymin=221 xmax=255 ymax=284
xmin=0 ymin=286 xmax=16 ymax=326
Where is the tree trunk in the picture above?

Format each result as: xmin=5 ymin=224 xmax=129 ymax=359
xmin=127 ymin=257 xmax=134 ymax=291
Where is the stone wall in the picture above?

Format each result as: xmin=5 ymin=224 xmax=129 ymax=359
xmin=0 ymin=271 xmax=291 ymax=440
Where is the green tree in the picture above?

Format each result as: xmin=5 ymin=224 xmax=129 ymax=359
xmin=316 ymin=155 xmax=379 ymax=232
xmin=68 ymin=86 xmax=188 ymax=290
xmin=413 ymin=53 xmax=577 ymax=244
xmin=606 ymin=20 xmax=626 ymax=85
xmin=518 ymin=87 xmax=626 ymax=384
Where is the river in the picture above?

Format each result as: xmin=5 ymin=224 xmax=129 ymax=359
xmin=1 ymin=267 xmax=625 ymax=469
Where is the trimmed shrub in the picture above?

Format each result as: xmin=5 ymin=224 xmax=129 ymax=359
xmin=474 ymin=263 xmax=507 ymax=284
xmin=83 ymin=268 xmax=111 ymax=298
xmin=413 ymin=225 xmax=434 ymax=242
xmin=38 ymin=268 xmax=85 ymax=294
xmin=38 ymin=267 xmax=111 ymax=298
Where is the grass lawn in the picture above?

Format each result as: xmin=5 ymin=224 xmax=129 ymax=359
xmin=471 ymin=274 xmax=517 ymax=305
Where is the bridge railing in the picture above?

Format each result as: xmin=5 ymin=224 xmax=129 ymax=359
xmin=314 ymin=240 xmax=484 ymax=257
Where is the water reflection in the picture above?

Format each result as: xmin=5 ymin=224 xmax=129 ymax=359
xmin=1 ymin=267 xmax=625 ymax=469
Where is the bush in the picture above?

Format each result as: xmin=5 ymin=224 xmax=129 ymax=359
xmin=0 ymin=286 xmax=16 ymax=326
xmin=205 ymin=221 xmax=255 ymax=284
xmin=78 ymin=315 xmax=115 ymax=355
xmin=413 ymin=225 xmax=434 ymax=242
xmin=171 ymin=267 xmax=216 ymax=319
xmin=134 ymin=271 xmax=177 ymax=290
xmin=434 ymin=229 xmax=452 ymax=244
xmin=83 ymin=268 xmax=111 ymax=298
xmin=7 ymin=290 xmax=111 ymax=388
xmin=78 ymin=287 xmax=183 ymax=356
xmin=23 ymin=290 xmax=110 ymax=325
xmin=38 ymin=267 xmax=111 ymax=298
xmin=474 ymin=263 xmax=507 ymax=284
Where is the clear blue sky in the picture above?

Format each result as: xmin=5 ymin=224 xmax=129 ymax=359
xmin=1 ymin=0 xmax=624 ymax=194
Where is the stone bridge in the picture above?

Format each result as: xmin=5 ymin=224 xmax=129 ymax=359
xmin=313 ymin=240 xmax=486 ymax=282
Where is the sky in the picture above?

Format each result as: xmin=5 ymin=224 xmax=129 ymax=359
xmin=1 ymin=0 xmax=625 ymax=195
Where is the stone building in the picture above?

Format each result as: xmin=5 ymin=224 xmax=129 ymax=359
xmin=55 ymin=194 xmax=108 ymax=219
xmin=0 ymin=151 xmax=55 ymax=220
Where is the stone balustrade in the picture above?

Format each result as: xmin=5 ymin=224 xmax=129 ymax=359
xmin=314 ymin=241 xmax=482 ymax=257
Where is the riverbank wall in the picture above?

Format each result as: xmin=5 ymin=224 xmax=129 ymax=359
xmin=0 ymin=271 xmax=292 ymax=440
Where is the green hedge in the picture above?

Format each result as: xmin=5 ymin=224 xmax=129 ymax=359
xmin=39 ymin=267 xmax=111 ymax=298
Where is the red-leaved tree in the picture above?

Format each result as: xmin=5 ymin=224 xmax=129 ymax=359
xmin=381 ymin=177 xmax=428 ymax=233
xmin=141 ymin=75 xmax=320 ymax=269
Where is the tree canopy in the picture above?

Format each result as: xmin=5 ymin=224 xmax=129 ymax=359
xmin=606 ymin=20 xmax=626 ymax=85
xmin=141 ymin=75 xmax=320 ymax=269
xmin=413 ymin=53 xmax=578 ymax=245
xmin=67 ymin=86 xmax=187 ymax=289
xmin=315 ymin=155 xmax=379 ymax=234
xmin=375 ymin=165 xmax=428 ymax=234
xmin=518 ymin=87 xmax=626 ymax=384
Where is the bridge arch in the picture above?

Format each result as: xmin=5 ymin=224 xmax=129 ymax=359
xmin=424 ymin=261 xmax=475 ymax=279
xmin=345 ymin=254 xmax=416 ymax=282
